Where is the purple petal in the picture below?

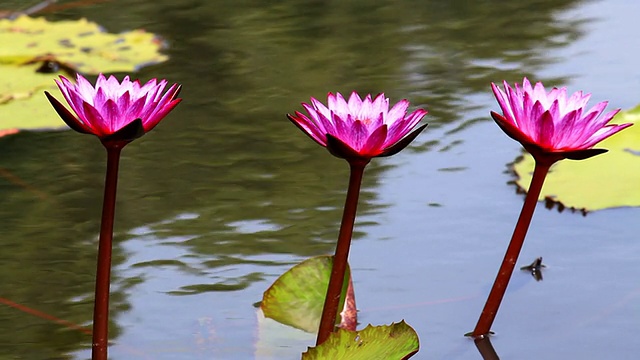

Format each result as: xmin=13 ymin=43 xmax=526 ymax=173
xmin=287 ymin=113 xmax=327 ymax=146
xmin=81 ymin=101 xmax=107 ymax=136
xmin=350 ymin=120 xmax=369 ymax=151
xmin=347 ymin=92 xmax=363 ymax=113
xmin=311 ymin=96 xmax=332 ymax=120
xmin=579 ymin=123 xmax=632 ymax=148
xmin=361 ymin=125 xmax=388 ymax=156
xmin=491 ymin=82 xmax=512 ymax=118
xmin=536 ymin=110 xmax=556 ymax=148
xmin=386 ymin=99 xmax=410 ymax=123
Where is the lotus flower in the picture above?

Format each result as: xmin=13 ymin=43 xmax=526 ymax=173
xmin=45 ymin=74 xmax=181 ymax=144
xmin=287 ymin=92 xmax=427 ymax=160
xmin=44 ymin=73 xmax=181 ymax=360
xmin=491 ymin=78 xmax=632 ymax=162
xmin=471 ymin=79 xmax=632 ymax=339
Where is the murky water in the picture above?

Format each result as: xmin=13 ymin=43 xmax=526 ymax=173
xmin=1 ymin=0 xmax=639 ymax=359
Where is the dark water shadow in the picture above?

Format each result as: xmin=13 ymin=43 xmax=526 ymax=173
xmin=475 ymin=336 xmax=500 ymax=360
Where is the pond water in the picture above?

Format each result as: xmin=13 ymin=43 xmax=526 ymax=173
xmin=1 ymin=0 xmax=639 ymax=359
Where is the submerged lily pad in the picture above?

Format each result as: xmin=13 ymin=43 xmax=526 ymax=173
xmin=254 ymin=308 xmax=316 ymax=359
xmin=261 ymin=255 xmax=351 ymax=333
xmin=0 ymin=15 xmax=169 ymax=136
xmin=512 ymin=105 xmax=640 ymax=212
xmin=301 ymin=321 xmax=420 ymax=360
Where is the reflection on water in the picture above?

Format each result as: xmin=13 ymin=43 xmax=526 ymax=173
xmin=0 ymin=0 xmax=599 ymax=358
xmin=474 ymin=337 xmax=500 ymax=360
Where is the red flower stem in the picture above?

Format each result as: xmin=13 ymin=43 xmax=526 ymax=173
xmin=472 ymin=161 xmax=551 ymax=338
xmin=316 ymin=159 xmax=368 ymax=346
xmin=92 ymin=145 xmax=123 ymax=360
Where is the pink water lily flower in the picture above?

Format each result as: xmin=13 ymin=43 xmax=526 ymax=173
xmin=287 ymin=92 xmax=427 ymax=160
xmin=46 ymin=74 xmax=181 ymax=144
xmin=491 ymin=78 xmax=632 ymax=162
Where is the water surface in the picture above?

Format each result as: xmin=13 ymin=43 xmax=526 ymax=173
xmin=0 ymin=0 xmax=639 ymax=359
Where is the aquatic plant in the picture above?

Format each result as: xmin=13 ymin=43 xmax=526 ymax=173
xmin=45 ymin=73 xmax=181 ymax=360
xmin=471 ymin=78 xmax=632 ymax=339
xmin=288 ymin=91 xmax=427 ymax=345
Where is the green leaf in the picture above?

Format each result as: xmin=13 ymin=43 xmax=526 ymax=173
xmin=0 ymin=64 xmax=66 ymax=132
xmin=512 ymin=105 xmax=640 ymax=212
xmin=301 ymin=321 xmax=420 ymax=360
xmin=261 ymin=255 xmax=350 ymax=333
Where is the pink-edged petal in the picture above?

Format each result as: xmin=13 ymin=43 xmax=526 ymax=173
xmin=349 ymin=119 xmax=369 ymax=151
xmin=347 ymin=92 xmax=363 ymax=113
xmin=367 ymin=112 xmax=385 ymax=130
xmin=491 ymin=82 xmax=512 ymax=118
xmin=386 ymin=109 xmax=427 ymax=145
xmin=290 ymin=111 xmax=323 ymax=136
xmin=386 ymin=99 xmax=410 ymax=123
xmin=287 ymin=113 xmax=328 ymax=146
xmin=331 ymin=112 xmax=352 ymax=143
xmin=122 ymin=96 xmax=148 ymax=124
xmin=370 ymin=93 xmax=388 ymax=115
xmin=491 ymin=111 xmax=536 ymax=148
xmin=310 ymin=97 xmax=332 ymax=120
xmin=357 ymin=95 xmax=375 ymax=121
xmin=143 ymin=98 xmax=183 ymax=132
xmin=44 ymin=91 xmax=92 ymax=134
xmin=536 ymin=110 xmax=556 ymax=148
xmin=360 ymin=125 xmax=388 ymax=156
xmin=380 ymin=123 xmax=428 ymax=157
xmin=133 ymin=86 xmax=179 ymax=129
xmin=76 ymin=74 xmax=98 ymax=99
xmin=552 ymin=109 xmax=581 ymax=147
xmin=55 ymin=77 xmax=86 ymax=116
xmin=527 ymin=99 xmax=547 ymax=142
xmin=81 ymin=101 xmax=108 ymax=136
xmin=102 ymin=99 xmax=122 ymax=132
xmin=579 ymin=123 xmax=632 ymax=149
xmin=332 ymin=92 xmax=350 ymax=116
xmin=579 ymin=102 xmax=611 ymax=128
xmin=325 ymin=134 xmax=363 ymax=160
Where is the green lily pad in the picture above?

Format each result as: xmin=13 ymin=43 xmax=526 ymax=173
xmin=512 ymin=105 xmax=640 ymax=212
xmin=301 ymin=321 xmax=420 ymax=360
xmin=0 ymin=63 xmax=65 ymax=132
xmin=261 ymin=255 xmax=351 ymax=333
xmin=0 ymin=15 xmax=167 ymax=74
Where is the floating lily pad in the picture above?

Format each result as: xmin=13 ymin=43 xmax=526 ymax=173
xmin=301 ymin=321 xmax=420 ymax=360
xmin=0 ymin=15 xmax=167 ymax=74
xmin=512 ymin=105 xmax=640 ymax=212
xmin=261 ymin=255 xmax=352 ymax=333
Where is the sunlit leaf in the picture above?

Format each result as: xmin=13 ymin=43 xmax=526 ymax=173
xmin=512 ymin=105 xmax=640 ymax=212
xmin=260 ymin=255 xmax=351 ymax=333
xmin=301 ymin=321 xmax=420 ymax=360
xmin=0 ymin=63 xmax=65 ymax=132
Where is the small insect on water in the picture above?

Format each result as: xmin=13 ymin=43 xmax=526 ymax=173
xmin=520 ymin=256 xmax=546 ymax=281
